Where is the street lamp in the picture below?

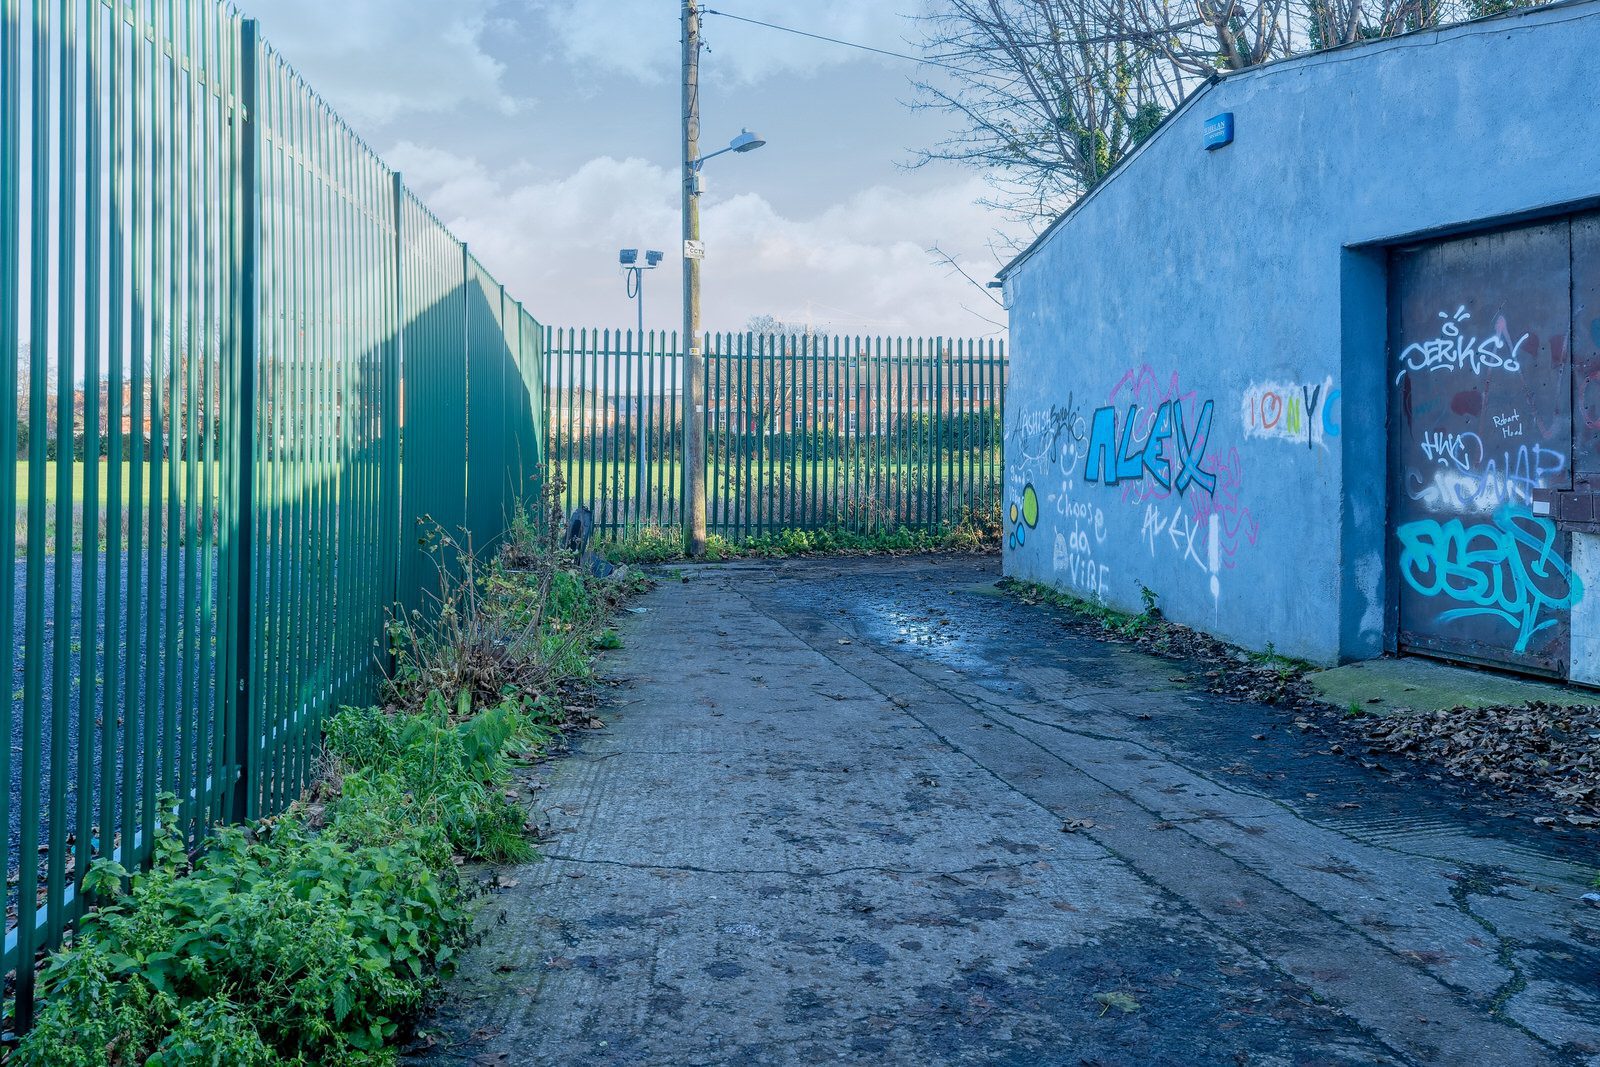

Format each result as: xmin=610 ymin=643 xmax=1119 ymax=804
xmin=683 ymin=2 xmax=767 ymax=555
xmin=620 ymin=248 xmax=663 ymax=504
xmin=690 ymin=129 xmax=766 ymax=183
xmin=680 ymin=125 xmax=764 ymax=556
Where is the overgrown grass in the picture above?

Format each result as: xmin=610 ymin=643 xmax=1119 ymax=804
xmin=600 ymin=516 xmax=998 ymax=565
xmin=14 ymin=477 xmax=639 ymax=1065
xmin=384 ymin=519 xmax=632 ymax=710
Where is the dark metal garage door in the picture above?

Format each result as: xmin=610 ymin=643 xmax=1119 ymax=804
xmin=1388 ymin=218 xmax=1579 ymax=676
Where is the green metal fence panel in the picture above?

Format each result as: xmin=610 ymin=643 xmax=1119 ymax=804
xmin=0 ymin=0 xmax=20 ymax=1014
xmin=0 ymin=0 xmax=248 ymax=1022
xmin=0 ymin=0 xmax=545 ymax=1027
xmin=396 ymin=191 xmax=466 ymax=614
xmin=510 ymin=303 xmax=544 ymax=519
xmin=250 ymin=32 xmax=400 ymax=815
xmin=465 ymin=255 xmax=504 ymax=553
xmin=545 ymin=329 xmax=1006 ymax=542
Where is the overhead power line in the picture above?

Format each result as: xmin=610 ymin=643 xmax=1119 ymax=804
xmin=701 ymin=8 xmax=969 ymax=73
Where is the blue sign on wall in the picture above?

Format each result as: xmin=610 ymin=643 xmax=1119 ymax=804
xmin=1204 ymin=112 xmax=1234 ymax=150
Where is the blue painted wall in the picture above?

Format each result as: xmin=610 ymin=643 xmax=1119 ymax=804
xmin=1000 ymin=2 xmax=1600 ymax=664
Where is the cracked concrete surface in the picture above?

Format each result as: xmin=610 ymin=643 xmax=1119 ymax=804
xmin=409 ymin=555 xmax=1600 ymax=1066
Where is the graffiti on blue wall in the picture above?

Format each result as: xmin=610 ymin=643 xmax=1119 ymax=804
xmin=1393 ymin=306 xmax=1529 ymax=385
xmin=1083 ymin=399 xmax=1217 ymax=495
xmin=1396 ymin=503 xmax=1582 ymax=654
xmin=1008 ymin=483 xmax=1039 ymax=549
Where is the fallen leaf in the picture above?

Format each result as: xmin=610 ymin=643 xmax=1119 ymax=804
xmin=1094 ymin=991 xmax=1140 ymax=1015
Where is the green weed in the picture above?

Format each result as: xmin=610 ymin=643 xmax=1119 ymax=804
xmin=18 ymin=688 xmax=558 ymax=1064
xmin=1248 ymin=641 xmax=1313 ymax=679
xmin=602 ymin=519 xmax=995 ymax=564
xmin=18 ymin=785 xmax=470 ymax=1065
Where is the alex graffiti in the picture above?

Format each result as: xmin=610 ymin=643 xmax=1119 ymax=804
xmin=1141 ymin=505 xmax=1223 ymax=600
xmin=1396 ymin=504 xmax=1582 ymax=654
xmin=1241 ymin=379 xmax=1341 ymax=449
xmin=1008 ymin=483 xmax=1039 ymax=549
xmin=1083 ymin=399 xmax=1217 ymax=495
xmin=1394 ymin=306 xmax=1529 ymax=385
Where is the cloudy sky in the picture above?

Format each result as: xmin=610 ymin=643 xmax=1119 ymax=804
xmin=233 ymin=0 xmax=1023 ymax=338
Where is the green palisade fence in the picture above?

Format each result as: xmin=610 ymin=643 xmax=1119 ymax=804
xmin=543 ymin=329 xmax=1007 ymax=540
xmin=0 ymin=0 xmax=998 ymax=1031
xmin=0 ymin=0 xmax=543 ymax=1026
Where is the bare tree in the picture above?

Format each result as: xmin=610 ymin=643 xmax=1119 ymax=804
xmin=1108 ymin=0 xmax=1291 ymax=77
xmin=718 ymin=317 xmax=815 ymax=437
xmin=915 ymin=0 xmax=1532 ymax=225
xmin=912 ymin=0 xmax=1181 ymax=222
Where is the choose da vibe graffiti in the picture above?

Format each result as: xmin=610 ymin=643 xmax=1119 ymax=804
xmin=1394 ymin=305 xmax=1582 ymax=655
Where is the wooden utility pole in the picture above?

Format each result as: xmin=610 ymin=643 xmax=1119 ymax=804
xmin=681 ymin=0 xmax=707 ymax=556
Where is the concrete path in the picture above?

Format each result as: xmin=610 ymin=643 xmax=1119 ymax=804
xmin=413 ymin=555 xmax=1600 ymax=1066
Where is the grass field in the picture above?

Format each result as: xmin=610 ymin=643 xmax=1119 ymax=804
xmin=554 ymin=454 xmax=998 ymax=498
xmin=13 ymin=460 xmax=218 ymax=511
xmin=552 ymin=452 xmax=1001 ymax=537
xmin=10 ymin=461 xmax=344 ymax=553
xmin=10 ymin=454 xmax=1002 ymax=552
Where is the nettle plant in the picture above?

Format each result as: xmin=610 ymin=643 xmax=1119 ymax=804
xmin=16 ymin=693 xmax=553 ymax=1066
xmin=19 ymin=804 xmax=466 ymax=1065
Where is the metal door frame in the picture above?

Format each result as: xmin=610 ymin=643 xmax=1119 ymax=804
xmin=1378 ymin=209 xmax=1590 ymax=679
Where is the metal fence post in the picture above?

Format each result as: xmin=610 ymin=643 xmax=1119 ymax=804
xmin=228 ymin=18 xmax=261 ymax=823
xmin=462 ymin=242 xmax=472 ymax=546
xmin=385 ymin=171 xmax=403 ymax=622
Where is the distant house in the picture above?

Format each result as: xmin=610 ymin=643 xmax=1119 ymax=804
xmin=707 ymin=342 xmax=999 ymax=436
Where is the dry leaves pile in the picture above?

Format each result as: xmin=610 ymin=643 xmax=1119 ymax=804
xmin=1008 ymin=581 xmax=1600 ymax=827
xmin=1343 ymin=702 xmax=1600 ymax=826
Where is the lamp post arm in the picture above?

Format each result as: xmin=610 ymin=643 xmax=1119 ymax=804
xmin=689 ymin=144 xmax=735 ymax=171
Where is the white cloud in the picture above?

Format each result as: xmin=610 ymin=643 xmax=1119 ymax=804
xmin=537 ymin=1 xmax=923 ymax=86
xmin=389 ymin=144 xmax=1015 ymax=336
xmin=239 ymin=0 xmax=521 ymax=126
